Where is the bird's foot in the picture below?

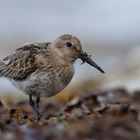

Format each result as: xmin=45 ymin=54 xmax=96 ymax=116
xmin=36 ymin=111 xmax=43 ymax=121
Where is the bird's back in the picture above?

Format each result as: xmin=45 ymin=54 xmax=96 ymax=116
xmin=0 ymin=42 xmax=51 ymax=80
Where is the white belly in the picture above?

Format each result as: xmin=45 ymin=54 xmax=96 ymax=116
xmin=11 ymin=69 xmax=74 ymax=97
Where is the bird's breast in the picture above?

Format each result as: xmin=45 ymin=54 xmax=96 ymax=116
xmin=11 ymin=64 xmax=75 ymax=97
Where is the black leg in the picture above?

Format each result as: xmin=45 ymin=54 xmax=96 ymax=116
xmin=36 ymin=97 xmax=40 ymax=109
xmin=29 ymin=95 xmax=42 ymax=120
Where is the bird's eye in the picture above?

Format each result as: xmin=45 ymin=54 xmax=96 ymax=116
xmin=66 ymin=42 xmax=72 ymax=47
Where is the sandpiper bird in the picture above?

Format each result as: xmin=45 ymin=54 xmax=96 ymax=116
xmin=0 ymin=34 xmax=104 ymax=119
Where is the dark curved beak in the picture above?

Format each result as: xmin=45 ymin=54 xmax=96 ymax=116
xmin=79 ymin=52 xmax=105 ymax=74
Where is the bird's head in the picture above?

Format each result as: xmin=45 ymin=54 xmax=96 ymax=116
xmin=53 ymin=34 xmax=105 ymax=73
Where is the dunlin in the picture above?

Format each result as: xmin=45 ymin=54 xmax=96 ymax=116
xmin=0 ymin=34 xmax=104 ymax=119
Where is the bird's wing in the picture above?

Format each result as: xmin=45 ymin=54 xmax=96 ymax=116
xmin=0 ymin=42 xmax=51 ymax=80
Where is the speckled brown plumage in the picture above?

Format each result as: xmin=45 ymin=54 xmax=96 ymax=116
xmin=0 ymin=34 xmax=104 ymax=119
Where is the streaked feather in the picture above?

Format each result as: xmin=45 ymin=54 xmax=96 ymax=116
xmin=0 ymin=42 xmax=50 ymax=80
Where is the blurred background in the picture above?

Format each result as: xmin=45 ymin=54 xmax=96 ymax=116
xmin=0 ymin=0 xmax=140 ymax=101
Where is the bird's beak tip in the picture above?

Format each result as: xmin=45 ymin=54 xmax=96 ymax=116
xmin=79 ymin=52 xmax=105 ymax=74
